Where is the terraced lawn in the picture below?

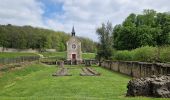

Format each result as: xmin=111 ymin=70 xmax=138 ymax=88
xmin=0 ymin=64 xmax=168 ymax=100
xmin=0 ymin=52 xmax=38 ymax=58
xmin=40 ymin=52 xmax=95 ymax=59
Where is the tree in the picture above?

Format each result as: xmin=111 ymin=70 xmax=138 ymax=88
xmin=96 ymin=22 xmax=113 ymax=60
xmin=113 ymin=9 xmax=170 ymax=50
xmin=0 ymin=24 xmax=96 ymax=52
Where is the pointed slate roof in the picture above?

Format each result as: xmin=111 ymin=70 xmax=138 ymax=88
xmin=71 ymin=26 xmax=75 ymax=36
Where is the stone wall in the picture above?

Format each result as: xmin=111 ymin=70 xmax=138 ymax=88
xmin=0 ymin=47 xmax=38 ymax=53
xmin=101 ymin=61 xmax=170 ymax=78
xmin=45 ymin=49 xmax=56 ymax=52
xmin=0 ymin=56 xmax=40 ymax=65
xmin=0 ymin=47 xmax=56 ymax=53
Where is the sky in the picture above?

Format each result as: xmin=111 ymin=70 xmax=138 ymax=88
xmin=0 ymin=0 xmax=170 ymax=41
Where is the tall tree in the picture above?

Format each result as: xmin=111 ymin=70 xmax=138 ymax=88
xmin=0 ymin=24 xmax=96 ymax=52
xmin=96 ymin=22 xmax=113 ymax=60
xmin=113 ymin=9 xmax=170 ymax=50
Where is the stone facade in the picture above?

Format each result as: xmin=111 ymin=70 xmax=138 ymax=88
xmin=66 ymin=27 xmax=82 ymax=64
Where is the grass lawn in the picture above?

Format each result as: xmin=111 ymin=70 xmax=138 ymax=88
xmin=40 ymin=52 xmax=66 ymax=58
xmin=0 ymin=63 xmax=167 ymax=100
xmin=40 ymin=52 xmax=95 ymax=59
xmin=0 ymin=52 xmax=38 ymax=59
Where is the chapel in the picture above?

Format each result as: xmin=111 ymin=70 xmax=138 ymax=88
xmin=66 ymin=26 xmax=82 ymax=64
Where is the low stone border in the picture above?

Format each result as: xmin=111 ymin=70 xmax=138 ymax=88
xmin=80 ymin=67 xmax=100 ymax=76
xmin=52 ymin=68 xmax=71 ymax=76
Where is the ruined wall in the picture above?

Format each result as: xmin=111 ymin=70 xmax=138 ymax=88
xmin=0 ymin=47 xmax=38 ymax=53
xmin=101 ymin=61 xmax=170 ymax=78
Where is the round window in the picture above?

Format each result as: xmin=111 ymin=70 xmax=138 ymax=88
xmin=72 ymin=44 xmax=76 ymax=49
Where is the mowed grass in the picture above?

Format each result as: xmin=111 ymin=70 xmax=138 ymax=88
xmin=40 ymin=52 xmax=95 ymax=59
xmin=0 ymin=52 xmax=38 ymax=58
xmin=40 ymin=52 xmax=66 ymax=58
xmin=0 ymin=64 xmax=167 ymax=100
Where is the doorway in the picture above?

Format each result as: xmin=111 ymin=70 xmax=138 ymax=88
xmin=72 ymin=54 xmax=76 ymax=59
xmin=72 ymin=54 xmax=76 ymax=65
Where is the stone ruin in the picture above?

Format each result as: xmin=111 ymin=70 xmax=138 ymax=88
xmin=52 ymin=60 xmax=72 ymax=76
xmin=80 ymin=67 xmax=101 ymax=76
xmin=126 ymin=75 xmax=170 ymax=98
xmin=52 ymin=67 xmax=71 ymax=76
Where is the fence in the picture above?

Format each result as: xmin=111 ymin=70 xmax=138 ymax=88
xmin=0 ymin=56 xmax=40 ymax=65
xmin=101 ymin=61 xmax=170 ymax=78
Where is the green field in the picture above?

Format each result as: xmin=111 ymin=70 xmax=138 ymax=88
xmin=0 ymin=52 xmax=38 ymax=59
xmin=0 ymin=63 xmax=166 ymax=100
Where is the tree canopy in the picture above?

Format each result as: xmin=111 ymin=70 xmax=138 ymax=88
xmin=96 ymin=22 xmax=113 ymax=60
xmin=0 ymin=24 xmax=96 ymax=52
xmin=113 ymin=9 xmax=170 ymax=50
xmin=96 ymin=9 xmax=170 ymax=60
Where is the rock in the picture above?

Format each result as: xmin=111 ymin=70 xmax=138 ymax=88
xmin=126 ymin=75 xmax=170 ymax=98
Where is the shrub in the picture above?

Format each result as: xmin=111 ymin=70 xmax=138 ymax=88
xmin=132 ymin=46 xmax=157 ymax=62
xmin=160 ymin=46 xmax=170 ymax=63
xmin=113 ymin=50 xmax=133 ymax=61
xmin=112 ymin=46 xmax=170 ymax=63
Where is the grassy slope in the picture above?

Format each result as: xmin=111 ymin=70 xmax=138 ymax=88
xmin=0 ymin=64 xmax=166 ymax=100
xmin=0 ymin=52 xmax=38 ymax=58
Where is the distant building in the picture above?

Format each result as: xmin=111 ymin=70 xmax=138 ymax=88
xmin=66 ymin=26 xmax=82 ymax=64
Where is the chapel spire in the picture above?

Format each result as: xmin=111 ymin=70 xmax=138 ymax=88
xmin=71 ymin=26 xmax=75 ymax=36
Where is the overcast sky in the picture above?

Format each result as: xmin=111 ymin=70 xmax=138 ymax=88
xmin=0 ymin=0 xmax=170 ymax=41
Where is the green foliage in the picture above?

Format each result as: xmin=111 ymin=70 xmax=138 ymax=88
xmin=0 ymin=24 xmax=96 ymax=52
xmin=79 ymin=37 xmax=97 ymax=53
xmin=113 ymin=26 xmax=137 ymax=50
xmin=132 ymin=46 xmax=157 ymax=62
xmin=112 ymin=46 xmax=170 ymax=63
xmin=96 ymin=22 xmax=113 ymax=60
xmin=97 ymin=9 xmax=170 ymax=62
xmin=113 ymin=9 xmax=170 ymax=50
xmin=82 ymin=53 xmax=96 ymax=59
xmin=113 ymin=50 xmax=133 ymax=61
xmin=159 ymin=46 xmax=170 ymax=62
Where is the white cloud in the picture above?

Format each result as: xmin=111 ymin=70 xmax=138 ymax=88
xmin=47 ymin=0 xmax=170 ymax=41
xmin=0 ymin=0 xmax=44 ymax=27
xmin=0 ymin=0 xmax=170 ymax=41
